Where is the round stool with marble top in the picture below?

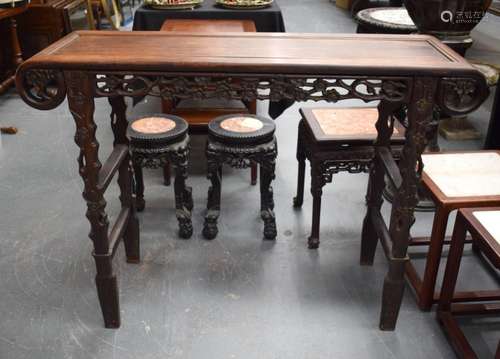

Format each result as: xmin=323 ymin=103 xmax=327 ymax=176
xmin=127 ymin=114 xmax=193 ymax=239
xmin=203 ymin=114 xmax=278 ymax=241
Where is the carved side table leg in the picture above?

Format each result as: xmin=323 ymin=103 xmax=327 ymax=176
xmin=260 ymin=148 xmax=277 ymax=240
xmin=66 ymin=71 xmax=120 ymax=328
xmin=293 ymin=120 xmax=306 ymax=208
xmin=203 ymin=150 xmax=221 ymax=240
xmin=308 ymin=160 xmax=326 ymax=249
xmin=119 ymin=157 xmax=141 ymax=262
xmin=379 ymin=78 xmax=438 ymax=331
xmin=172 ymin=142 xmax=193 ymax=239
xmin=133 ymin=164 xmax=145 ymax=212
xmin=361 ymin=100 xmax=400 ymax=265
xmin=109 ymin=96 xmax=140 ymax=263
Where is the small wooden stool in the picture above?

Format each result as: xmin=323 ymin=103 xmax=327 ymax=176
xmin=438 ymin=207 xmax=500 ymax=359
xmin=406 ymin=151 xmax=500 ymax=310
xmin=293 ymin=107 xmax=405 ymax=249
xmin=203 ymin=114 xmax=277 ymax=240
xmin=160 ymin=19 xmax=259 ymax=185
xmin=127 ymin=114 xmax=193 ymax=239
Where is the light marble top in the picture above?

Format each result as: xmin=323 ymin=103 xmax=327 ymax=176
xmin=131 ymin=117 xmax=176 ymax=134
xmin=473 ymin=211 xmax=500 ymax=244
xmin=220 ymin=117 xmax=263 ymax=133
xmin=422 ymin=152 xmax=500 ymax=198
xmin=370 ymin=9 xmax=415 ymax=26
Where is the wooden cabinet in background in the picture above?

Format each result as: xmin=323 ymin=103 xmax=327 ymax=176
xmin=16 ymin=0 xmax=87 ymax=58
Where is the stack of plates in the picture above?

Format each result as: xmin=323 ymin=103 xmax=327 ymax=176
xmin=215 ymin=0 xmax=273 ymax=9
xmin=144 ymin=0 xmax=203 ymax=10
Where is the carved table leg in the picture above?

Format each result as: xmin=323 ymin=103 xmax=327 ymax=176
xmin=66 ymin=71 xmax=120 ymax=328
xmin=172 ymin=141 xmax=193 ymax=239
xmin=361 ymin=100 xmax=400 ymax=265
xmin=109 ymin=96 xmax=140 ymax=263
xmin=293 ymin=120 xmax=306 ymax=209
xmin=203 ymin=149 xmax=222 ymax=240
xmin=260 ymin=145 xmax=277 ymax=240
xmin=380 ymin=78 xmax=438 ymax=331
xmin=308 ymin=160 xmax=326 ymax=249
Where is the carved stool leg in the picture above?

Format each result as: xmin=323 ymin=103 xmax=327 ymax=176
xmin=308 ymin=160 xmax=325 ymax=249
xmin=251 ymin=162 xmax=258 ymax=186
xmin=172 ymin=144 xmax=193 ymax=239
xmin=120 ymin=157 xmax=140 ymax=263
xmin=67 ymin=71 xmax=120 ymax=328
xmin=134 ymin=164 xmax=145 ymax=212
xmin=293 ymin=120 xmax=306 ymax=209
xmin=203 ymin=151 xmax=221 ymax=240
xmin=163 ymin=162 xmax=171 ymax=186
xmin=260 ymin=148 xmax=277 ymax=240
xmin=379 ymin=78 xmax=438 ymax=331
xmin=361 ymin=100 xmax=399 ymax=265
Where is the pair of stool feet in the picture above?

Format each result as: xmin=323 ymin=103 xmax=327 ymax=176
xmin=135 ymin=177 xmax=277 ymax=241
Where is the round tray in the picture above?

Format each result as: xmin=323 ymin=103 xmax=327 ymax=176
xmin=215 ymin=0 xmax=272 ymax=10
xmin=0 ymin=0 xmax=28 ymax=9
xmin=145 ymin=0 xmax=203 ymax=10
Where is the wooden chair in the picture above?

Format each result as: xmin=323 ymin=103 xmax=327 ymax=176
xmin=293 ymin=107 xmax=405 ymax=249
xmin=438 ymin=207 xmax=500 ymax=359
xmin=160 ymin=19 xmax=259 ymax=185
xmin=406 ymin=151 xmax=500 ymax=310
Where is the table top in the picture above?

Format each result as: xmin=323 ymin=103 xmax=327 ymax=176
xmin=20 ymin=31 xmax=480 ymax=77
xmin=133 ymin=0 xmax=285 ymax=32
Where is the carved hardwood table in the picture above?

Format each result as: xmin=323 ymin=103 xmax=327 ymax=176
xmin=15 ymin=31 xmax=489 ymax=330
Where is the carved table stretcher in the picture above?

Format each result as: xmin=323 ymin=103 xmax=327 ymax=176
xmin=15 ymin=31 xmax=489 ymax=330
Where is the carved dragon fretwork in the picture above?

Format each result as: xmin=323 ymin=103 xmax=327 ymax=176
xmin=16 ymin=69 xmax=489 ymax=119
xmin=93 ymin=74 xmax=411 ymax=103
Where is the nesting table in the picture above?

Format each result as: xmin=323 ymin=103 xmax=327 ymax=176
xmin=15 ymin=31 xmax=489 ymax=330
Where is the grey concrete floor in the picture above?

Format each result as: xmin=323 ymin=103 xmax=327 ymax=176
xmin=1 ymin=1 xmax=500 ymax=358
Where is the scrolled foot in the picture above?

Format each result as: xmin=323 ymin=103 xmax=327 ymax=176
xmin=176 ymin=209 xmax=193 ymax=239
xmin=262 ymin=210 xmax=277 ymax=240
xmin=308 ymin=236 xmax=319 ymax=249
xmin=293 ymin=196 xmax=303 ymax=208
xmin=136 ymin=196 xmax=145 ymax=212
xmin=202 ymin=221 xmax=218 ymax=240
xmin=178 ymin=219 xmax=193 ymax=239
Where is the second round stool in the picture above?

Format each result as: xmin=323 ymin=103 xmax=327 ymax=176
xmin=202 ymin=114 xmax=278 ymax=240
